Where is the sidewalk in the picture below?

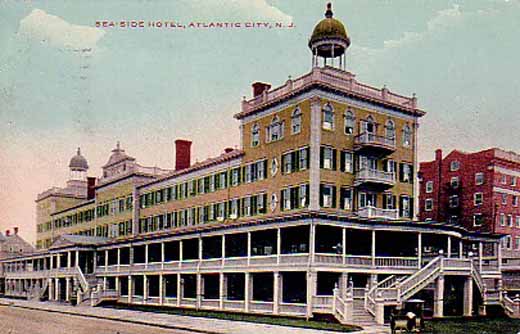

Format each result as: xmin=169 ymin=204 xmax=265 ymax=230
xmin=0 ymin=298 xmax=389 ymax=334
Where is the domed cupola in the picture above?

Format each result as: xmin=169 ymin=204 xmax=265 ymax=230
xmin=309 ymin=3 xmax=350 ymax=69
xmin=68 ymin=147 xmax=88 ymax=181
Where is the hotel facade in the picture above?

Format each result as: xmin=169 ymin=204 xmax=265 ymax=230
xmin=0 ymin=4 xmax=515 ymax=327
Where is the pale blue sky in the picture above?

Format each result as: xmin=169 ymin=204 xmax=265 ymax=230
xmin=0 ymin=0 xmax=519 ymax=242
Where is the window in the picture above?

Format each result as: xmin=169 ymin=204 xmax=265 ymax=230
xmin=449 ymin=195 xmax=459 ymax=208
xmin=251 ymin=124 xmax=260 ymax=147
xmin=450 ymin=161 xmax=460 ymax=171
xmin=503 ymin=235 xmax=512 ymax=249
xmin=475 ymin=172 xmax=484 ymax=185
xmin=508 ymin=214 xmax=513 ymax=227
xmin=383 ymin=193 xmax=396 ymax=210
xmin=320 ymin=184 xmax=336 ymax=208
xmin=340 ymin=151 xmax=353 ymax=173
xmin=512 ymin=176 xmax=517 ymax=186
xmin=291 ymin=107 xmax=302 ymax=134
xmin=425 ymin=181 xmax=434 ymax=193
xmin=425 ymin=199 xmax=433 ymax=211
xmin=516 ymin=237 xmax=520 ymax=250
xmin=344 ymin=109 xmax=355 ymax=135
xmin=399 ymin=195 xmax=412 ymax=218
xmin=474 ymin=192 xmax=483 ymax=206
xmin=516 ymin=216 xmax=520 ymax=227
xmin=340 ymin=188 xmax=353 ymax=210
xmin=402 ymin=124 xmax=412 ymax=147
xmin=385 ymin=120 xmax=395 ymax=141
xmin=502 ymin=193 xmax=508 ymax=205
xmin=450 ymin=176 xmax=459 ymax=189
xmin=399 ymin=163 xmax=414 ymax=183
xmin=359 ymin=192 xmax=377 ymax=208
xmin=282 ymin=149 xmax=308 ymax=174
xmin=383 ymin=159 xmax=397 ymax=179
xmin=322 ymin=103 xmax=334 ymax=130
xmin=231 ymin=168 xmax=241 ymax=186
xmin=281 ymin=184 xmax=309 ymax=211
xmin=298 ymin=147 xmax=309 ymax=171
xmin=501 ymin=175 xmax=507 ymax=185
xmin=500 ymin=213 xmax=506 ymax=226
xmin=473 ymin=214 xmax=483 ymax=227
xmin=514 ymin=196 xmax=519 ymax=207
xmin=320 ymin=147 xmax=336 ymax=170
xmin=282 ymin=151 xmax=294 ymax=174
xmin=266 ymin=116 xmax=284 ymax=143
xmin=281 ymin=188 xmax=291 ymax=211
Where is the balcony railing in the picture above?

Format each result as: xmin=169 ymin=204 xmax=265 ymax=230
xmin=354 ymin=168 xmax=395 ymax=187
xmin=358 ymin=206 xmax=399 ymax=220
xmin=354 ymin=132 xmax=396 ymax=150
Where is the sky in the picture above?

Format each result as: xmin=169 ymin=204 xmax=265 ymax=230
xmin=0 ymin=0 xmax=519 ymax=244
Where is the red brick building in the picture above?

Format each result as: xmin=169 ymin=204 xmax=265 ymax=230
xmin=419 ymin=148 xmax=520 ymax=256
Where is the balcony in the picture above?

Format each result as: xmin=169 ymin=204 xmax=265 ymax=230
xmin=357 ymin=206 xmax=399 ymax=220
xmin=354 ymin=133 xmax=396 ymax=155
xmin=354 ymin=168 xmax=395 ymax=189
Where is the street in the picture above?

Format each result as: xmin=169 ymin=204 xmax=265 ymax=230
xmin=0 ymin=305 xmax=192 ymax=334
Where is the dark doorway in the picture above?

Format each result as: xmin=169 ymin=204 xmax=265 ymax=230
xmin=282 ymin=272 xmax=306 ymax=303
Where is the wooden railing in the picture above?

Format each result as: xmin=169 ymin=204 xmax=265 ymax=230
xmin=358 ymin=206 xmax=399 ymax=220
xmin=355 ymin=133 xmax=396 ymax=149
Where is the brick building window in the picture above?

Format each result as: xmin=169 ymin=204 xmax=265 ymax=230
xmin=320 ymin=184 xmax=336 ymax=208
xmin=500 ymin=213 xmax=506 ymax=226
xmin=474 ymin=192 xmax=483 ymax=206
xmin=291 ymin=107 xmax=302 ymax=135
xmin=399 ymin=163 xmax=414 ymax=183
xmin=340 ymin=151 xmax=353 ymax=173
xmin=516 ymin=237 xmax=520 ymax=250
xmin=322 ymin=103 xmax=334 ymax=130
xmin=516 ymin=216 xmax=520 ymax=227
xmin=425 ymin=199 xmax=433 ymax=211
xmin=473 ymin=214 xmax=483 ymax=227
xmin=251 ymin=124 xmax=260 ymax=147
xmin=502 ymin=193 xmax=508 ymax=205
xmin=344 ymin=109 xmax=355 ymax=135
xmin=508 ymin=214 xmax=513 ymax=227
xmin=450 ymin=161 xmax=460 ymax=171
xmin=402 ymin=124 xmax=412 ymax=147
xmin=320 ymin=146 xmax=336 ymax=170
xmin=475 ymin=172 xmax=484 ymax=185
xmin=514 ymin=196 xmax=519 ymax=207
xmin=425 ymin=181 xmax=433 ymax=193
xmin=266 ymin=116 xmax=284 ymax=143
xmin=501 ymin=175 xmax=507 ymax=184
xmin=340 ymin=188 xmax=353 ymax=210
xmin=385 ymin=120 xmax=395 ymax=141
xmin=450 ymin=176 xmax=460 ymax=189
xmin=449 ymin=195 xmax=459 ymax=208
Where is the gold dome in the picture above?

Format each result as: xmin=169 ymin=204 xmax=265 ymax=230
xmin=309 ymin=3 xmax=350 ymax=57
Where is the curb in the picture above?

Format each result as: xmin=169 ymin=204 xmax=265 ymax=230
xmin=0 ymin=301 xmax=219 ymax=334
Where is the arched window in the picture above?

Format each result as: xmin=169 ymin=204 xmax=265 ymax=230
xmin=344 ymin=109 xmax=355 ymax=135
xmin=251 ymin=124 xmax=260 ymax=147
xmin=366 ymin=115 xmax=375 ymax=134
xmin=266 ymin=116 xmax=284 ymax=143
xmin=403 ymin=124 xmax=412 ymax=147
xmin=291 ymin=107 xmax=302 ymax=134
xmin=322 ymin=103 xmax=334 ymax=130
xmin=385 ymin=120 xmax=395 ymax=142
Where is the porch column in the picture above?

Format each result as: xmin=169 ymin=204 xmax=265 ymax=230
xmin=459 ymin=240 xmax=463 ymax=259
xmin=65 ymin=277 xmax=71 ymax=302
xmin=463 ymin=276 xmax=473 ymax=317
xmin=342 ymin=228 xmax=347 ymax=264
xmin=159 ymin=274 xmax=164 ymax=305
xmin=306 ymin=271 xmax=316 ymax=319
xmin=145 ymin=244 xmax=149 ymax=267
xmin=196 ymin=274 xmax=202 ymax=309
xmin=247 ymin=232 xmax=251 ymax=266
xmin=127 ymin=275 xmax=132 ymax=304
xmin=56 ymin=254 xmax=61 ymax=268
xmin=244 ymin=272 xmax=251 ymax=312
xmin=219 ymin=272 xmax=225 ymax=309
xmin=498 ymin=242 xmax=503 ymax=272
xmin=273 ymin=272 xmax=280 ymax=315
xmin=479 ymin=242 xmax=483 ymax=272
xmin=143 ymin=275 xmax=148 ymax=304
xmin=433 ymin=275 xmax=444 ymax=317
xmin=310 ymin=223 xmax=316 ymax=264
xmin=371 ymin=230 xmax=376 ymax=267
xmin=176 ymin=273 xmax=182 ymax=307
xmin=179 ymin=241 xmax=183 ymax=265
xmin=115 ymin=276 xmax=120 ymax=294
xmin=75 ymin=251 xmax=79 ymax=268
xmin=48 ymin=279 xmax=54 ymax=300
xmin=447 ymin=237 xmax=452 ymax=258
xmin=417 ymin=232 xmax=422 ymax=269
xmin=55 ymin=278 xmax=60 ymax=301
xmin=276 ymin=228 xmax=281 ymax=264
xmin=103 ymin=277 xmax=107 ymax=290
xmin=117 ymin=248 xmax=121 ymax=268
xmin=161 ymin=242 xmax=165 ymax=263
xmin=104 ymin=250 xmax=108 ymax=269
xmin=67 ymin=251 xmax=72 ymax=268
xmin=221 ymin=235 xmax=226 ymax=266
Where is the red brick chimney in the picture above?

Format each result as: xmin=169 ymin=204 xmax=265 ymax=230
xmin=13 ymin=227 xmax=18 ymax=235
xmin=5 ymin=229 xmax=10 ymax=236
xmin=252 ymin=82 xmax=271 ymax=97
xmin=175 ymin=139 xmax=192 ymax=171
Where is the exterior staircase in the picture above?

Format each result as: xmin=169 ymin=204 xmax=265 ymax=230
xmin=353 ymin=299 xmax=378 ymax=326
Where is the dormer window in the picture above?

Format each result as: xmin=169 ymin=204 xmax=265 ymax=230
xmin=251 ymin=124 xmax=260 ymax=147
xmin=344 ymin=109 xmax=355 ymax=135
xmin=266 ymin=116 xmax=284 ymax=143
xmin=322 ymin=103 xmax=334 ymax=130
xmin=291 ymin=107 xmax=302 ymax=134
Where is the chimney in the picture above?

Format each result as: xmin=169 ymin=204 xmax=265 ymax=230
xmin=224 ymin=147 xmax=234 ymax=154
xmin=13 ymin=227 xmax=18 ymax=235
xmin=175 ymin=139 xmax=192 ymax=171
xmin=252 ymin=82 xmax=271 ymax=97
xmin=435 ymin=149 xmax=443 ymax=162
xmin=87 ymin=177 xmax=96 ymax=199
xmin=5 ymin=229 xmax=10 ymax=237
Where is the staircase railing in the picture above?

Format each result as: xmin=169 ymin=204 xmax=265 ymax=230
xmin=470 ymin=261 xmax=485 ymax=295
xmin=76 ymin=266 xmax=89 ymax=293
xmin=399 ymin=256 xmax=442 ymax=300
xmin=332 ymin=287 xmax=352 ymax=324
